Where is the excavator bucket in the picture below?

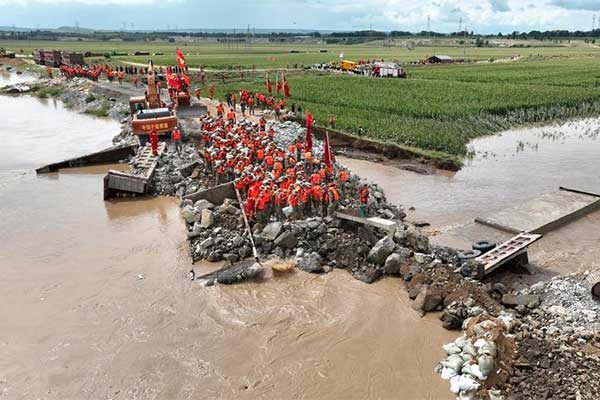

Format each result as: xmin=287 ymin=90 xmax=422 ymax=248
xmin=176 ymin=102 xmax=208 ymax=119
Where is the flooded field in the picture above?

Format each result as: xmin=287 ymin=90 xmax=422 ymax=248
xmin=343 ymin=118 xmax=600 ymax=276
xmin=342 ymin=118 xmax=600 ymax=226
xmin=0 ymin=81 xmax=454 ymax=399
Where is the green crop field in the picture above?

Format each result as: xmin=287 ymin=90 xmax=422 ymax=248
xmin=2 ymin=39 xmax=600 ymax=160
xmin=2 ymin=39 xmax=600 ymax=69
xmin=210 ymin=57 xmax=600 ymax=157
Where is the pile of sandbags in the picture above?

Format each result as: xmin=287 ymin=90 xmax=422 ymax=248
xmin=435 ymin=315 xmax=516 ymax=400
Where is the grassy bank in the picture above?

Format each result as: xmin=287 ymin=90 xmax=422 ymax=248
xmin=32 ymin=85 xmax=63 ymax=98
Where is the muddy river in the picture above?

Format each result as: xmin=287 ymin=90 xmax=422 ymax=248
xmin=0 ymin=76 xmax=454 ymax=399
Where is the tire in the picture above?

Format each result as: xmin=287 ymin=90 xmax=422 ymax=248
xmin=457 ymin=249 xmax=482 ymax=261
xmin=472 ymin=240 xmax=496 ymax=254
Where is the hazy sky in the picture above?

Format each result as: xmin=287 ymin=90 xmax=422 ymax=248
xmin=0 ymin=0 xmax=599 ymax=33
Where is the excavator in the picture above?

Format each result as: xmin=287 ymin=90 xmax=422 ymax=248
xmin=129 ymin=61 xmax=177 ymax=145
xmin=165 ymin=68 xmax=206 ymax=119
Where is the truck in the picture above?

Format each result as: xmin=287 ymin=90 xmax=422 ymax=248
xmin=340 ymin=60 xmax=357 ymax=72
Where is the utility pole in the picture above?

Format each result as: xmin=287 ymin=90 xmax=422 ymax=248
xmin=459 ymin=16 xmax=462 ymax=33
xmin=463 ymin=25 xmax=467 ymax=61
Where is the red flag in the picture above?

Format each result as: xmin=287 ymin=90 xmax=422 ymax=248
xmin=175 ymin=48 xmax=186 ymax=68
xmin=266 ymin=75 xmax=272 ymax=94
xmin=283 ymin=81 xmax=290 ymax=97
xmin=166 ymin=67 xmax=180 ymax=90
xmin=305 ymin=111 xmax=313 ymax=152
xmin=181 ymin=73 xmax=191 ymax=86
xmin=275 ymin=78 xmax=282 ymax=94
xmin=282 ymin=72 xmax=290 ymax=97
xmin=324 ymin=131 xmax=334 ymax=173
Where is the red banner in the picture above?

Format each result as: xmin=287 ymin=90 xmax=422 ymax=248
xmin=266 ymin=76 xmax=272 ymax=94
xmin=175 ymin=48 xmax=186 ymax=68
xmin=305 ymin=111 xmax=313 ymax=152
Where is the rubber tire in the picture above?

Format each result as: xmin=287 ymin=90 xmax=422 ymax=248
xmin=472 ymin=240 xmax=496 ymax=254
xmin=457 ymin=249 xmax=482 ymax=261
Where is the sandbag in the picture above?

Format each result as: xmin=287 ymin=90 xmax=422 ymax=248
xmin=449 ymin=374 xmax=480 ymax=394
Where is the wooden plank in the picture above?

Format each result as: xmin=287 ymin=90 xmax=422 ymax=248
xmin=477 ymin=233 xmax=542 ymax=275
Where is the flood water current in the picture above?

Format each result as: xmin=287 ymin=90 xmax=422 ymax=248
xmin=0 ymin=73 xmax=454 ymax=399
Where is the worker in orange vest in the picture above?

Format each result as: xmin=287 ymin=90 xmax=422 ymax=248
xmin=149 ymin=129 xmax=159 ymax=156
xmin=304 ymin=151 xmax=313 ymax=174
xmin=358 ymin=184 xmax=369 ymax=217
xmin=288 ymin=188 xmax=300 ymax=219
xmin=311 ymin=183 xmax=324 ymax=216
xmin=132 ymin=75 xmax=139 ymax=87
xmin=216 ymin=103 xmax=225 ymax=118
xmin=171 ymin=128 xmax=182 ymax=154
xmin=46 ymin=66 xmax=53 ymax=78
xmin=326 ymin=183 xmax=340 ymax=216
xmin=208 ymin=85 xmax=214 ymax=100
xmin=227 ymin=109 xmax=236 ymax=124
xmin=329 ymin=114 xmax=335 ymax=129
xmin=195 ymin=88 xmax=201 ymax=99
xmin=338 ymin=168 xmax=349 ymax=196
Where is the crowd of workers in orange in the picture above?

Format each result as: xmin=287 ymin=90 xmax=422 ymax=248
xmin=196 ymin=112 xmax=370 ymax=223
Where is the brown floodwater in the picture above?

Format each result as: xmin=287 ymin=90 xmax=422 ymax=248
xmin=341 ymin=118 xmax=600 ymax=275
xmin=0 ymin=79 xmax=455 ymax=399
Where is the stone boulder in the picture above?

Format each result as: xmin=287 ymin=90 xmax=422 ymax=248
xmin=200 ymin=209 xmax=214 ymax=228
xmin=274 ymin=231 xmax=298 ymax=249
xmin=440 ymin=310 xmax=464 ymax=330
xmin=261 ymin=222 xmax=283 ymax=241
xmin=352 ymin=265 xmax=382 ymax=284
xmin=411 ymin=285 xmax=443 ymax=313
xmin=501 ymin=294 xmax=541 ymax=309
xmin=406 ymin=227 xmax=430 ymax=253
xmin=297 ymin=252 xmax=324 ymax=273
xmin=194 ymin=199 xmax=214 ymax=213
xmin=181 ymin=205 xmax=200 ymax=224
xmin=367 ymin=237 xmax=396 ymax=265
xmin=383 ymin=246 xmax=413 ymax=275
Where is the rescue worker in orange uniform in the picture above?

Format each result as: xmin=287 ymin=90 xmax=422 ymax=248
xmin=227 ymin=109 xmax=236 ymax=124
xmin=326 ymin=183 xmax=340 ymax=216
xmin=288 ymin=188 xmax=300 ymax=219
xmin=216 ymin=103 xmax=225 ymax=118
xmin=358 ymin=184 xmax=370 ymax=217
xmin=208 ymin=85 xmax=214 ymax=100
xmin=311 ymin=183 xmax=324 ymax=216
xmin=195 ymin=88 xmax=201 ymax=99
xmin=132 ymin=75 xmax=139 ymax=87
xmin=171 ymin=128 xmax=182 ymax=154
xmin=149 ymin=129 xmax=159 ymax=156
